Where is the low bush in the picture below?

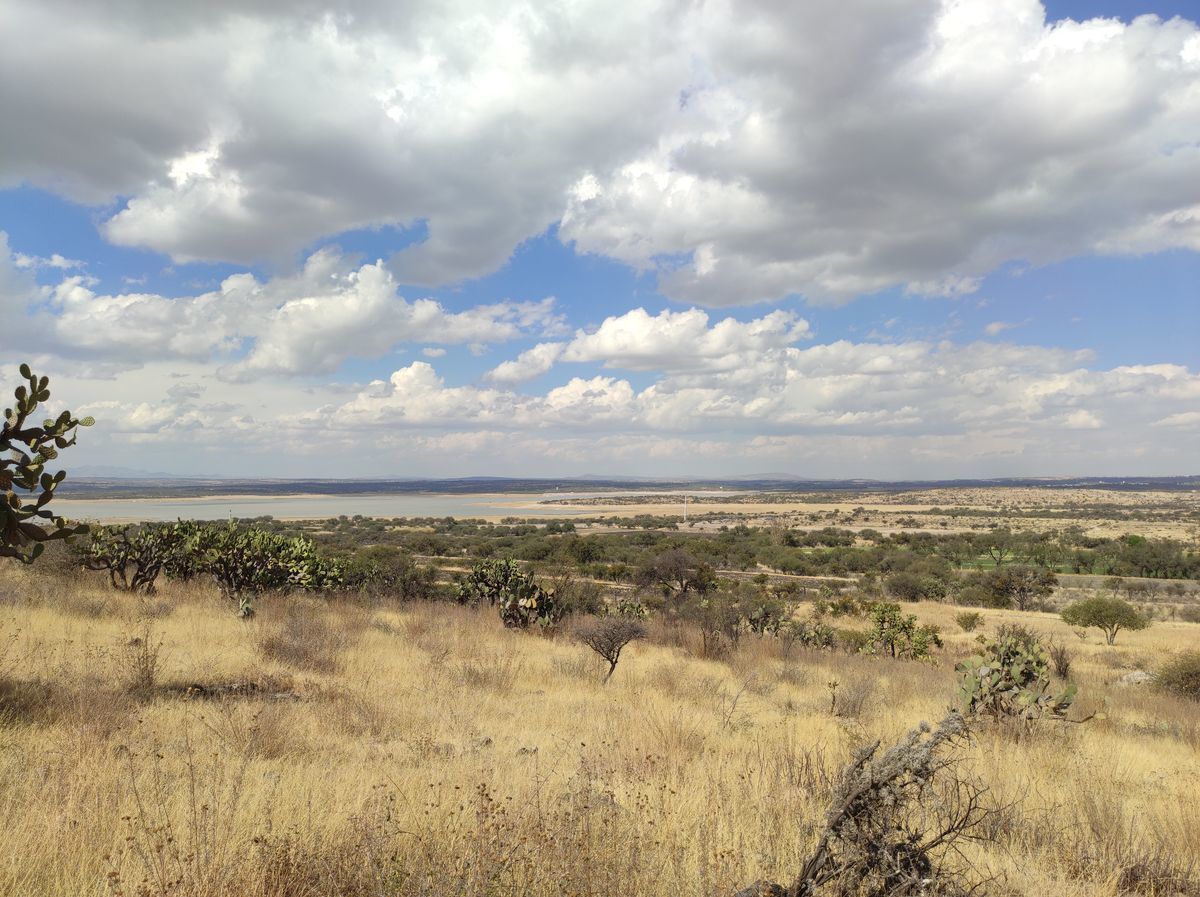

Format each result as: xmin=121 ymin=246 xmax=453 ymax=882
xmin=1155 ymin=652 xmax=1200 ymax=702
xmin=1177 ymin=605 xmax=1200 ymax=624
xmin=257 ymin=605 xmax=358 ymax=674
xmin=954 ymin=611 xmax=982 ymax=632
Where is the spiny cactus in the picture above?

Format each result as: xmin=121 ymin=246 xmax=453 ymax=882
xmin=957 ymin=633 xmax=1075 ymax=721
xmin=181 ymin=522 xmax=346 ymax=616
xmin=81 ymin=522 xmax=195 ymax=594
xmin=1 ymin=364 xmax=92 ymax=562
xmin=862 ymin=601 xmax=942 ymax=660
xmin=457 ymin=558 xmax=563 ymax=629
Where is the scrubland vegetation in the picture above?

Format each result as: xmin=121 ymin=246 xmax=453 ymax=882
xmin=1 ymin=528 xmax=1198 ymax=897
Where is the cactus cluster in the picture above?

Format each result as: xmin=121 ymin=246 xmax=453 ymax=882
xmin=456 ymin=557 xmax=562 ymax=629
xmin=81 ymin=523 xmax=184 ymax=593
xmin=181 ymin=522 xmax=345 ymax=616
xmin=80 ymin=520 xmax=344 ymax=616
xmin=1 ymin=364 xmax=92 ymax=562
xmin=862 ymin=601 xmax=942 ymax=660
xmin=956 ymin=633 xmax=1076 ymax=721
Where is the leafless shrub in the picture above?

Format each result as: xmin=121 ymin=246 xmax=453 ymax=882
xmin=116 ymin=623 xmax=163 ymax=696
xmin=827 ymin=676 xmax=874 ymax=720
xmin=714 ymin=673 xmax=757 ymax=730
xmin=575 ymin=616 xmax=647 ymax=683
xmin=1046 ymin=639 xmax=1072 ymax=681
xmin=59 ymin=590 xmax=113 ymax=619
xmin=641 ymin=704 xmax=707 ymax=757
xmin=740 ymin=712 xmax=999 ymax=897
xmin=1059 ymin=789 xmax=1200 ymax=896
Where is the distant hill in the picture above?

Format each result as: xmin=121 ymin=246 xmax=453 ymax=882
xmin=70 ymin=465 xmax=192 ymax=479
xmin=55 ymin=474 xmax=1200 ymax=499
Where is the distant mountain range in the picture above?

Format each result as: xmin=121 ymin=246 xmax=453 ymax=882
xmin=55 ymin=474 xmax=1200 ymax=499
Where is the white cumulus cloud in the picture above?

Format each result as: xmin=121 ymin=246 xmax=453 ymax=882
xmin=0 ymin=0 xmax=1196 ymax=303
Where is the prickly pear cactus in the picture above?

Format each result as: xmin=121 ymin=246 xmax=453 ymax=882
xmin=957 ymin=634 xmax=1075 ymax=721
xmin=458 ymin=558 xmax=562 ymax=629
xmin=1 ymin=364 xmax=92 ymax=562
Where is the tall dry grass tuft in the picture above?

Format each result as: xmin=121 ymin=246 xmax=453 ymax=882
xmin=255 ymin=599 xmax=366 ymax=674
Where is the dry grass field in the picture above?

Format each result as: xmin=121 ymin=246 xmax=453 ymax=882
xmin=0 ymin=566 xmax=1197 ymax=897
xmin=536 ymin=487 xmax=1200 ymax=540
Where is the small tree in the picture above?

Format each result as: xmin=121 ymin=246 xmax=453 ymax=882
xmin=1060 ymin=596 xmax=1150 ymax=645
xmin=635 ymin=548 xmax=716 ymax=597
xmin=576 ymin=616 xmax=647 ymax=683
xmin=1 ymin=364 xmax=92 ymax=562
xmin=983 ymin=565 xmax=1057 ymax=611
xmin=678 ymin=591 xmax=742 ymax=657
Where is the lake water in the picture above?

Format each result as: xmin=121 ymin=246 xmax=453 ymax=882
xmin=51 ymin=490 xmax=712 ymax=523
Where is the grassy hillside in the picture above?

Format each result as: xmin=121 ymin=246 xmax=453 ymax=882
xmin=0 ymin=568 xmax=1197 ymax=896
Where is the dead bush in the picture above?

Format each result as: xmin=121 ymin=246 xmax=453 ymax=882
xmin=455 ymin=646 xmax=526 ymax=693
xmin=739 ymin=713 xmax=998 ymax=897
xmin=1046 ymin=639 xmax=1072 ymax=681
xmin=115 ymin=623 xmax=164 ymax=696
xmin=574 ymin=616 xmax=647 ymax=682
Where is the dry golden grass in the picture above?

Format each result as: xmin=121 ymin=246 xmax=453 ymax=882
xmin=0 ymin=566 xmax=1197 ymax=897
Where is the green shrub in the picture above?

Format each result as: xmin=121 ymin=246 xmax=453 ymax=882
xmin=1155 ymin=652 xmax=1200 ymax=702
xmin=835 ymin=628 xmax=872 ymax=654
xmin=457 ymin=558 xmax=563 ymax=629
xmin=181 ymin=522 xmax=345 ymax=617
xmin=610 ymin=596 xmax=649 ymax=619
xmin=954 ymin=611 xmax=983 ymax=632
xmin=782 ymin=618 xmax=836 ymax=651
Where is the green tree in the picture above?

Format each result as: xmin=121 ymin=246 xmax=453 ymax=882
xmin=983 ymin=565 xmax=1057 ymax=611
xmin=1 ymin=364 xmax=92 ymax=562
xmin=1060 ymin=596 xmax=1150 ymax=646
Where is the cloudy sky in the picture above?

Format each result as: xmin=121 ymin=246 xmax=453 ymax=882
xmin=2 ymin=0 xmax=1198 ymax=478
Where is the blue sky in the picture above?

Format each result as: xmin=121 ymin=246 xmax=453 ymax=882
xmin=1 ymin=0 xmax=1197 ymax=478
